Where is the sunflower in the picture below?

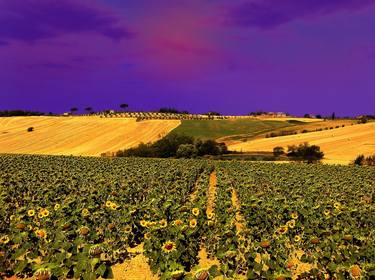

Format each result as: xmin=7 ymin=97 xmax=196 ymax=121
xmin=144 ymin=232 xmax=152 ymax=240
xmin=333 ymin=202 xmax=341 ymax=210
xmin=206 ymin=211 xmax=215 ymax=220
xmin=28 ymin=209 xmax=35 ymax=217
xmin=147 ymin=221 xmax=157 ymax=228
xmin=291 ymin=212 xmax=299 ymax=219
xmin=277 ymin=226 xmax=288 ymax=235
xmin=105 ymin=200 xmax=113 ymax=208
xmin=140 ymin=220 xmax=147 ymax=227
xmin=286 ymin=219 xmax=296 ymax=229
xmin=162 ymin=241 xmax=177 ymax=253
xmin=159 ymin=219 xmax=168 ymax=228
xmin=192 ymin=208 xmax=200 ymax=217
xmin=323 ymin=209 xmax=331 ymax=216
xmin=39 ymin=208 xmax=49 ymax=218
xmin=110 ymin=203 xmax=118 ymax=210
xmin=35 ymin=229 xmax=47 ymax=239
xmin=123 ymin=225 xmax=132 ymax=234
xmin=350 ymin=265 xmax=361 ymax=278
xmin=0 ymin=235 xmax=10 ymax=244
xmin=173 ymin=219 xmax=183 ymax=226
xmin=294 ymin=235 xmax=302 ymax=242
xmin=82 ymin=208 xmax=90 ymax=217
xmin=54 ymin=204 xmax=61 ymax=211
xmin=189 ymin=219 xmax=197 ymax=228
xmin=79 ymin=226 xmax=90 ymax=236
xmin=34 ymin=268 xmax=51 ymax=280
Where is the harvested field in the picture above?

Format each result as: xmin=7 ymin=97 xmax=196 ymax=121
xmin=0 ymin=116 xmax=180 ymax=156
xmin=229 ymin=122 xmax=375 ymax=164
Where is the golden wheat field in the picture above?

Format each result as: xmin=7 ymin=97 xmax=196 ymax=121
xmin=0 ymin=117 xmax=180 ymax=156
xmin=228 ymin=122 xmax=375 ymax=164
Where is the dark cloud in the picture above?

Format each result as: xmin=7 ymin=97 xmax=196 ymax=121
xmin=225 ymin=0 xmax=375 ymax=28
xmin=0 ymin=0 xmax=135 ymax=43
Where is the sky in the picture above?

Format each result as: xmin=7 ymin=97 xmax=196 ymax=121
xmin=0 ymin=0 xmax=374 ymax=116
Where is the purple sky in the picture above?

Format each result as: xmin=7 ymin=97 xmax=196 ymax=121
xmin=1 ymin=0 xmax=374 ymax=116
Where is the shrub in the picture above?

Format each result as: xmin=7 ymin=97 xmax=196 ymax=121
xmin=176 ymin=144 xmax=198 ymax=158
xmin=273 ymin=146 xmax=285 ymax=157
xmin=354 ymin=155 xmax=365 ymax=166
xmin=358 ymin=117 xmax=368 ymax=124
xmin=27 ymin=127 xmax=34 ymax=132
xmin=287 ymin=143 xmax=324 ymax=163
xmin=355 ymin=154 xmax=375 ymax=166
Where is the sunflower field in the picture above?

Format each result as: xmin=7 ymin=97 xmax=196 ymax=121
xmin=0 ymin=154 xmax=374 ymax=279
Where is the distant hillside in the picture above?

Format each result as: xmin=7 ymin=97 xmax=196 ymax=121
xmin=0 ymin=117 xmax=180 ymax=156
xmin=229 ymin=122 xmax=375 ymax=164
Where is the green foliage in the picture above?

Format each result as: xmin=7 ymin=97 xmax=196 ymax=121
xmin=172 ymin=119 xmax=294 ymax=140
xmin=273 ymin=146 xmax=284 ymax=157
xmin=287 ymin=143 xmax=324 ymax=163
xmin=116 ymin=134 xmax=227 ymax=159
xmin=1 ymin=155 xmax=374 ymax=279
xmin=176 ymin=144 xmax=198 ymax=159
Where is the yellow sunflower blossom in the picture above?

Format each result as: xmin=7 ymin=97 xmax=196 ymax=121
xmin=192 ymin=208 xmax=200 ymax=216
xmin=189 ymin=219 xmax=197 ymax=228
xmin=206 ymin=211 xmax=215 ymax=220
xmin=333 ymin=202 xmax=341 ymax=210
xmin=159 ymin=219 xmax=168 ymax=228
xmin=144 ymin=232 xmax=152 ymax=240
xmin=140 ymin=220 xmax=147 ymax=227
xmin=277 ymin=226 xmax=288 ymax=235
xmin=286 ymin=219 xmax=296 ymax=229
xmin=173 ymin=219 xmax=183 ymax=226
xmin=350 ymin=265 xmax=361 ymax=278
xmin=38 ymin=208 xmax=49 ymax=218
xmin=110 ymin=203 xmax=118 ymax=210
xmin=147 ymin=221 xmax=157 ymax=228
xmin=323 ymin=209 xmax=331 ymax=216
xmin=54 ymin=204 xmax=61 ymax=211
xmin=82 ymin=208 xmax=90 ymax=217
xmin=28 ymin=209 xmax=35 ymax=217
xmin=105 ymin=200 xmax=113 ymax=207
xmin=162 ymin=241 xmax=176 ymax=253
xmin=0 ymin=235 xmax=10 ymax=244
xmin=291 ymin=212 xmax=299 ymax=219
xmin=123 ymin=225 xmax=132 ymax=233
xmin=294 ymin=235 xmax=302 ymax=242
xmin=35 ymin=229 xmax=47 ymax=239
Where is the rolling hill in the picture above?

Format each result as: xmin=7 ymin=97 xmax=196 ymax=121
xmin=0 ymin=116 xmax=180 ymax=156
xmin=228 ymin=122 xmax=375 ymax=164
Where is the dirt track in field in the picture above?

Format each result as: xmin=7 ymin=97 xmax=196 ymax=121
xmin=0 ymin=117 xmax=180 ymax=156
xmin=228 ymin=122 xmax=375 ymax=164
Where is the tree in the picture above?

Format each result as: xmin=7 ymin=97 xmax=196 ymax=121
xmin=152 ymin=134 xmax=194 ymax=158
xmin=70 ymin=107 xmax=78 ymax=115
xmin=304 ymin=114 xmax=311 ymax=118
xmin=287 ymin=143 xmax=324 ymax=163
xmin=273 ymin=146 xmax=285 ymax=157
xmin=85 ymin=107 xmax=93 ymax=114
xmin=176 ymin=144 xmax=198 ymax=158
xmin=331 ymin=112 xmax=335 ymax=120
xmin=358 ymin=116 xmax=368 ymax=124
xmin=354 ymin=155 xmax=365 ymax=166
xmin=196 ymin=139 xmax=220 ymax=156
xmin=120 ymin=103 xmax=129 ymax=111
xmin=316 ymin=114 xmax=322 ymax=119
